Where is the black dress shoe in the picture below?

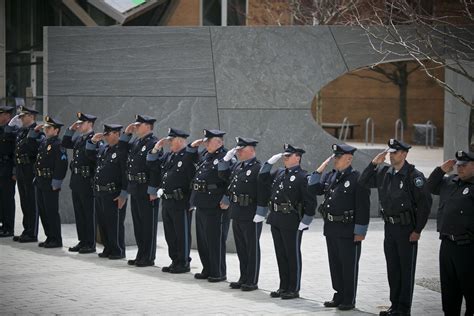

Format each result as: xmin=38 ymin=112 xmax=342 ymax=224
xmin=162 ymin=261 xmax=177 ymax=272
xmin=0 ymin=231 xmax=13 ymax=238
xmin=12 ymin=235 xmax=21 ymax=241
xmin=281 ymin=291 xmax=299 ymax=299
xmin=98 ymin=252 xmax=109 ymax=258
xmin=78 ymin=246 xmax=96 ymax=254
xmin=229 ymin=282 xmax=242 ymax=289
xmin=270 ymin=289 xmax=286 ymax=298
xmin=380 ymin=308 xmax=396 ymax=316
xmin=324 ymin=300 xmax=340 ymax=308
xmin=170 ymin=265 xmax=190 ymax=274
xmin=208 ymin=276 xmax=226 ymax=282
xmin=38 ymin=241 xmax=47 ymax=247
xmin=338 ymin=304 xmax=355 ymax=311
xmin=44 ymin=241 xmax=63 ymax=248
xmin=108 ymin=254 xmax=125 ymax=260
xmin=68 ymin=243 xmax=83 ymax=252
xmin=194 ymin=273 xmax=209 ymax=280
xmin=135 ymin=260 xmax=154 ymax=267
xmin=19 ymin=236 xmax=37 ymax=243
xmin=241 ymin=284 xmax=258 ymax=291
xmin=127 ymin=259 xmax=137 ymax=266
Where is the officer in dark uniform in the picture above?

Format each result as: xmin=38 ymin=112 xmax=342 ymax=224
xmin=190 ymin=129 xmax=230 ymax=282
xmin=85 ymin=124 xmax=128 ymax=260
xmin=0 ymin=105 xmax=16 ymax=237
xmin=146 ymin=128 xmax=198 ymax=273
xmin=62 ymin=112 xmax=97 ymax=253
xmin=426 ymin=150 xmax=474 ymax=316
xmin=120 ymin=115 xmax=160 ymax=267
xmin=7 ymin=106 xmax=42 ymax=242
xmin=257 ymin=144 xmax=317 ymax=299
xmin=359 ymin=139 xmax=432 ymax=316
xmin=218 ymin=137 xmax=266 ymax=291
xmin=29 ymin=116 xmax=68 ymax=248
xmin=307 ymin=144 xmax=370 ymax=311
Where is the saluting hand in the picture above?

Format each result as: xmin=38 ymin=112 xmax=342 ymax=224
xmin=191 ymin=138 xmax=204 ymax=148
xmin=316 ymin=154 xmax=334 ymax=173
xmin=152 ymin=138 xmax=168 ymax=153
xmin=69 ymin=121 xmax=81 ymax=131
xmin=34 ymin=124 xmax=44 ymax=132
xmin=91 ymin=133 xmax=104 ymax=144
xmin=440 ymin=159 xmax=456 ymax=173
xmin=125 ymin=123 xmax=138 ymax=134
xmin=267 ymin=153 xmax=283 ymax=164
xmin=372 ymin=151 xmax=387 ymax=165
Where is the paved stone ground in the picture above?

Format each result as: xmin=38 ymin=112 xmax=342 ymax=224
xmin=1 ymin=210 xmax=445 ymax=315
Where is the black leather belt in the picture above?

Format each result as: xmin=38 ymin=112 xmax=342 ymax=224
xmin=382 ymin=210 xmax=412 ymax=225
xmin=35 ymin=168 xmax=52 ymax=178
xmin=230 ymin=193 xmax=253 ymax=207
xmin=95 ymin=183 xmax=118 ymax=192
xmin=15 ymin=155 xmax=31 ymax=165
xmin=162 ymin=188 xmax=185 ymax=200
xmin=72 ymin=166 xmax=91 ymax=177
xmin=441 ymin=233 xmax=474 ymax=242
xmin=127 ymin=173 xmax=147 ymax=184
xmin=322 ymin=210 xmax=354 ymax=223
xmin=192 ymin=181 xmax=217 ymax=192
xmin=270 ymin=203 xmax=294 ymax=214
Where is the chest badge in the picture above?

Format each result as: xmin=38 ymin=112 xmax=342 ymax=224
xmin=47 ymin=144 xmax=52 ymax=151
xmin=177 ymin=161 xmax=183 ymax=167
xmin=141 ymin=145 xmax=146 ymax=152
xmin=399 ymin=181 xmax=404 ymax=189
xmin=290 ymin=175 xmax=296 ymax=182
xmin=112 ymin=153 xmax=116 ymax=159
xmin=246 ymin=170 xmax=251 ymax=176
xmin=213 ymin=159 xmax=219 ymax=165
xmin=463 ymin=187 xmax=469 ymax=195
xmin=344 ymin=180 xmax=350 ymax=188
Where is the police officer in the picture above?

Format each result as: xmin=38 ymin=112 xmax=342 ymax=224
xmin=29 ymin=116 xmax=68 ymax=248
xmin=426 ymin=150 xmax=474 ymax=316
xmin=63 ymin=112 xmax=97 ymax=253
xmin=359 ymin=139 xmax=432 ymax=316
xmin=8 ymin=106 xmax=41 ymax=242
xmin=307 ymin=144 xmax=370 ymax=311
xmin=146 ymin=128 xmax=198 ymax=273
xmin=0 ymin=105 xmax=16 ymax=238
xmin=190 ymin=129 xmax=230 ymax=282
xmin=120 ymin=115 xmax=160 ymax=267
xmin=218 ymin=137 xmax=266 ymax=291
xmin=257 ymin=144 xmax=317 ymax=299
xmin=85 ymin=124 xmax=128 ymax=260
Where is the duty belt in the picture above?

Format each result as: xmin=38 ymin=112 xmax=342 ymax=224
xmin=191 ymin=180 xmax=217 ymax=192
xmin=95 ymin=183 xmax=118 ymax=193
xmin=229 ymin=193 xmax=253 ymax=207
xmin=270 ymin=202 xmax=294 ymax=214
xmin=162 ymin=188 xmax=185 ymax=200
xmin=72 ymin=166 xmax=91 ymax=178
xmin=322 ymin=210 xmax=354 ymax=223
xmin=15 ymin=154 xmax=31 ymax=165
xmin=381 ymin=210 xmax=413 ymax=225
xmin=35 ymin=168 xmax=52 ymax=178
xmin=441 ymin=233 xmax=474 ymax=243
xmin=127 ymin=172 xmax=147 ymax=184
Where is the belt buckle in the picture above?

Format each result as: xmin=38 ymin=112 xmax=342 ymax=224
xmin=449 ymin=234 xmax=455 ymax=241
xmin=193 ymin=183 xmax=199 ymax=190
xmin=327 ymin=214 xmax=334 ymax=221
xmin=388 ymin=217 xmax=395 ymax=224
xmin=232 ymin=195 xmax=238 ymax=203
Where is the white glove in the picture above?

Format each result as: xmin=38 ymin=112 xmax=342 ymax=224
xmin=223 ymin=147 xmax=237 ymax=162
xmin=8 ymin=115 xmax=22 ymax=128
xmin=267 ymin=153 xmax=283 ymax=164
xmin=298 ymin=222 xmax=309 ymax=231
xmin=157 ymin=188 xmax=164 ymax=198
xmin=253 ymin=214 xmax=265 ymax=223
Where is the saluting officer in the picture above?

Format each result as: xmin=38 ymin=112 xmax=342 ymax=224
xmin=85 ymin=124 xmax=128 ymax=260
xmin=426 ymin=150 xmax=474 ymax=316
xmin=0 ymin=105 xmax=16 ymax=238
xmin=218 ymin=137 xmax=266 ymax=291
xmin=62 ymin=112 xmax=97 ymax=254
xmin=7 ymin=106 xmax=42 ymax=242
xmin=120 ymin=115 xmax=160 ymax=267
xmin=257 ymin=144 xmax=317 ymax=299
xmin=146 ymin=128 xmax=198 ymax=273
xmin=190 ymin=129 xmax=230 ymax=282
xmin=359 ymin=139 xmax=432 ymax=316
xmin=29 ymin=116 xmax=68 ymax=248
xmin=307 ymin=144 xmax=370 ymax=311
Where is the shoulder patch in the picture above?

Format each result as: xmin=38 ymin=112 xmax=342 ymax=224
xmin=414 ymin=177 xmax=424 ymax=188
